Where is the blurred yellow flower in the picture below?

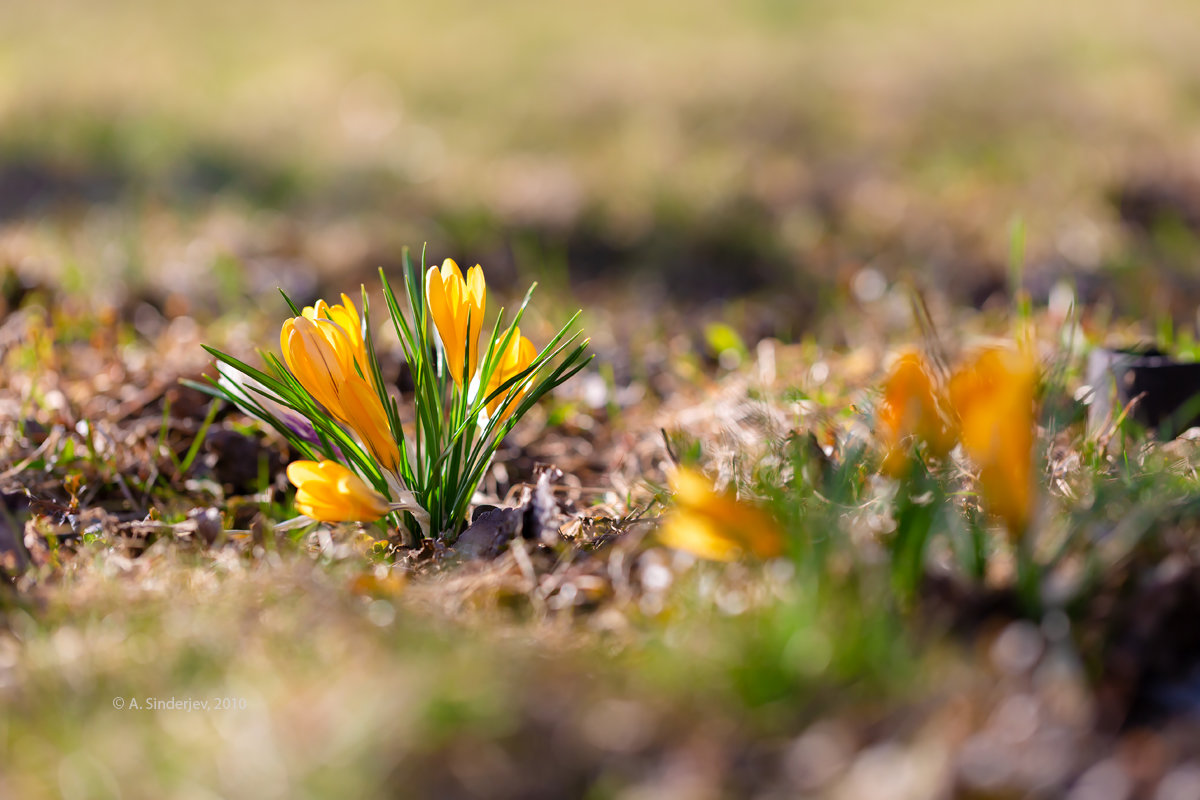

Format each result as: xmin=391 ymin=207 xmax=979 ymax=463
xmin=287 ymin=460 xmax=391 ymax=523
xmin=280 ymin=315 xmax=400 ymax=471
xmin=878 ymin=350 xmax=955 ymax=476
xmin=485 ymin=326 xmax=538 ymax=420
xmin=426 ymin=258 xmax=486 ymax=387
xmin=659 ymin=468 xmax=785 ymax=561
xmin=949 ymin=347 xmax=1037 ymax=535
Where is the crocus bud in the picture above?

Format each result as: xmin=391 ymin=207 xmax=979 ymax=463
xmin=287 ymin=460 xmax=391 ymax=523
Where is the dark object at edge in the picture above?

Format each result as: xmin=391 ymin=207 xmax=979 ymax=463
xmin=1087 ymin=347 xmax=1200 ymax=438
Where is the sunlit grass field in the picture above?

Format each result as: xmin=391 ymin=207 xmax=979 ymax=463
xmin=6 ymin=1 xmax=1200 ymax=797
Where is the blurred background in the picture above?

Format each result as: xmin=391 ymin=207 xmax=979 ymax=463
xmin=3 ymin=0 xmax=1200 ymax=341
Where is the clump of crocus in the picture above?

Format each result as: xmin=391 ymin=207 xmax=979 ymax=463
xmin=287 ymin=460 xmax=391 ymax=523
xmin=949 ymin=347 xmax=1037 ymax=535
xmin=877 ymin=350 xmax=956 ymax=476
xmin=196 ymin=249 xmax=591 ymax=540
xmin=659 ymin=468 xmax=785 ymax=561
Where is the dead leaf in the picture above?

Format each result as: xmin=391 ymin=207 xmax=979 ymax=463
xmin=452 ymin=465 xmax=564 ymax=559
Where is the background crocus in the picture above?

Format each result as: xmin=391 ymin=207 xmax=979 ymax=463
xmin=660 ymin=468 xmax=785 ymax=561
xmin=949 ymin=347 xmax=1038 ymax=535
xmin=485 ymin=327 xmax=538 ymax=420
xmin=425 ymin=258 xmax=486 ymax=387
xmin=878 ymin=351 xmax=956 ymax=476
xmin=287 ymin=460 xmax=391 ymax=523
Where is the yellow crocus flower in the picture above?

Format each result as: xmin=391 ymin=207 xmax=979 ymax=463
xmin=287 ymin=460 xmax=391 ymax=523
xmin=485 ymin=327 xmax=538 ymax=420
xmin=303 ymin=293 xmax=367 ymax=372
xmin=878 ymin=350 xmax=956 ymax=476
xmin=425 ymin=258 xmax=486 ymax=387
xmin=280 ymin=315 xmax=400 ymax=472
xmin=659 ymin=468 xmax=785 ymax=561
xmin=338 ymin=377 xmax=401 ymax=471
xmin=280 ymin=315 xmax=358 ymax=415
xmin=949 ymin=347 xmax=1037 ymax=535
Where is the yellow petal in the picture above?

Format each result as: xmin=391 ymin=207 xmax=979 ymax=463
xmin=660 ymin=511 xmax=742 ymax=562
xmin=516 ymin=335 xmax=537 ymax=366
xmin=301 ymin=299 xmax=328 ymax=322
xmin=338 ymin=293 xmax=360 ymax=326
xmin=286 ymin=460 xmax=325 ymax=486
xmin=281 ymin=317 xmax=353 ymax=418
xmin=668 ymin=468 xmax=714 ymax=508
xmin=336 ymin=474 xmax=391 ymax=519
xmin=441 ymin=258 xmax=464 ymax=284
xmin=426 ymin=265 xmax=463 ymax=382
xmin=467 ymin=265 xmax=486 ymax=312
xmin=878 ymin=350 xmax=954 ymax=461
xmin=465 ymin=266 xmax=486 ymax=381
xmin=949 ymin=348 xmax=1037 ymax=534
xmin=287 ymin=460 xmax=390 ymax=523
xmin=280 ymin=318 xmax=296 ymax=359
xmin=663 ymin=469 xmax=785 ymax=560
xmin=340 ymin=377 xmax=400 ymax=471
xmin=486 ymin=329 xmax=537 ymax=418
xmin=425 ymin=265 xmax=448 ymax=324
xmin=424 ymin=260 xmax=489 ymax=387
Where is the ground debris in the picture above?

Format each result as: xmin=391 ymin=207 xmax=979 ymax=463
xmin=452 ymin=465 xmax=566 ymax=560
